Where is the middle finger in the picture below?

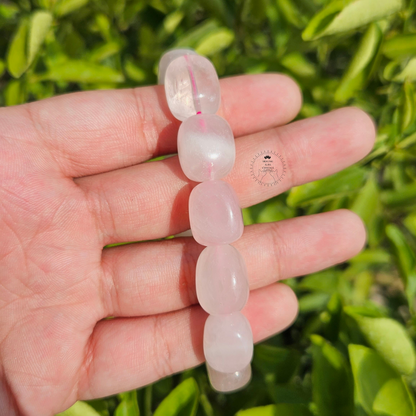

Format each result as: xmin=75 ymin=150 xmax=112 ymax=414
xmin=77 ymin=107 xmax=375 ymax=245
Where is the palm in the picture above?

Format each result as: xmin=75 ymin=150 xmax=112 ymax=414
xmin=0 ymin=74 xmax=375 ymax=416
xmin=0 ymin=154 xmax=103 ymax=413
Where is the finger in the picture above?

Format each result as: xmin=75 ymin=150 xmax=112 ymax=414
xmin=78 ymin=283 xmax=298 ymax=400
xmin=78 ymin=107 xmax=375 ymax=245
xmin=99 ymin=209 xmax=365 ymax=317
xmin=10 ymin=74 xmax=301 ymax=177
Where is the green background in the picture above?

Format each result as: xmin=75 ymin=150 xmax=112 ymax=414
xmin=1 ymin=0 xmax=416 ymax=415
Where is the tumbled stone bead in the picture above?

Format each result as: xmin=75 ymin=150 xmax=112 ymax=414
xmin=207 ymin=363 xmax=251 ymax=393
xmin=158 ymin=48 xmax=196 ymax=85
xmin=165 ymin=54 xmax=221 ymax=121
xmin=178 ymin=114 xmax=235 ymax=182
xmin=196 ymin=245 xmax=249 ymax=315
xmin=204 ymin=312 xmax=253 ymax=373
xmin=189 ymin=180 xmax=243 ymax=246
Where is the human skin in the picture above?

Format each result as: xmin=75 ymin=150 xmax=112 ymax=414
xmin=0 ymin=74 xmax=375 ymax=415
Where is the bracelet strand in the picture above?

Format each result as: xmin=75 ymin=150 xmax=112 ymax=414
xmin=158 ymin=49 xmax=253 ymax=392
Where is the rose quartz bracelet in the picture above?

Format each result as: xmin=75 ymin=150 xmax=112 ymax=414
xmin=158 ymin=49 xmax=253 ymax=392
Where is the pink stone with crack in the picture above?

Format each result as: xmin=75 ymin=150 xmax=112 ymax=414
xmin=158 ymin=49 xmax=196 ymax=85
xmin=164 ymin=54 xmax=220 ymax=121
xmin=178 ymin=114 xmax=235 ymax=182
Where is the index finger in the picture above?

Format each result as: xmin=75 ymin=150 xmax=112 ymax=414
xmin=13 ymin=74 xmax=301 ymax=177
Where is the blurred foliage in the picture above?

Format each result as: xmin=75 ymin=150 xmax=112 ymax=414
xmin=1 ymin=0 xmax=416 ymax=414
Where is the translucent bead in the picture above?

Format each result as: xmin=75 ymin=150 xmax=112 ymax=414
xmin=189 ymin=180 xmax=243 ymax=246
xmin=207 ymin=363 xmax=251 ymax=393
xmin=165 ymin=54 xmax=221 ymax=121
xmin=178 ymin=114 xmax=235 ymax=182
xmin=196 ymin=245 xmax=249 ymax=315
xmin=158 ymin=49 xmax=196 ymax=85
xmin=204 ymin=312 xmax=253 ymax=373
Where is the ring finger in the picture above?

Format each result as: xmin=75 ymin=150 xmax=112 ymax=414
xmin=98 ymin=209 xmax=366 ymax=317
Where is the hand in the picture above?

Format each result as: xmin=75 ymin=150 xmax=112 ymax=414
xmin=0 ymin=74 xmax=375 ymax=416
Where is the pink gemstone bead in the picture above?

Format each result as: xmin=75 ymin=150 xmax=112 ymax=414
xmin=158 ymin=49 xmax=196 ymax=85
xmin=207 ymin=364 xmax=251 ymax=393
xmin=204 ymin=312 xmax=253 ymax=373
xmin=196 ymin=245 xmax=249 ymax=315
xmin=164 ymin=54 xmax=220 ymax=121
xmin=189 ymin=180 xmax=243 ymax=246
xmin=178 ymin=114 xmax=235 ymax=182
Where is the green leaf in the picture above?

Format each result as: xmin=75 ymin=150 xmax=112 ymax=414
xmin=124 ymin=58 xmax=146 ymax=82
xmin=163 ymin=10 xmax=184 ymax=35
xmin=7 ymin=18 xmax=29 ymax=78
xmin=280 ymin=52 xmax=317 ymax=78
xmin=404 ymin=212 xmax=416 ymax=237
xmin=349 ymin=344 xmax=415 ymax=416
xmin=195 ymin=28 xmax=234 ymax=56
xmin=302 ymin=0 xmax=403 ymax=41
xmin=0 ymin=3 xmax=19 ymax=20
xmin=174 ymin=19 xmax=220 ymax=48
xmin=350 ymin=170 xmax=379 ymax=224
xmin=299 ymin=270 xmax=339 ymax=293
xmin=0 ymin=59 xmax=5 ymax=78
xmin=398 ymin=131 xmax=416 ymax=149
xmin=400 ymin=80 xmax=416 ymax=132
xmin=4 ymin=79 xmax=26 ymax=106
xmin=335 ymin=23 xmax=383 ymax=102
xmin=28 ymin=11 xmax=53 ymax=65
xmin=241 ymin=0 xmax=267 ymax=22
xmin=88 ymin=41 xmax=121 ymax=62
xmin=310 ymin=335 xmax=354 ymax=416
xmin=84 ymin=399 xmax=110 ymax=416
xmin=56 ymin=401 xmax=102 ymax=416
xmin=7 ymin=11 xmax=53 ymax=79
xmin=236 ymin=404 xmax=312 ymax=416
xmin=37 ymin=0 xmax=55 ymax=10
xmin=345 ymin=311 xmax=416 ymax=375
xmin=300 ymin=103 xmax=323 ymax=118
xmin=385 ymin=224 xmax=416 ymax=306
xmin=350 ymin=248 xmax=392 ymax=264
xmin=287 ymin=167 xmax=366 ymax=207
xmin=299 ymin=292 xmax=330 ymax=313
xmin=344 ymin=305 xmax=385 ymax=318
xmin=153 ymin=377 xmax=173 ymax=398
xmin=302 ymin=1 xmax=345 ymax=41
xmin=40 ymin=60 xmax=124 ymax=83
xmin=352 ymin=270 xmax=373 ymax=304
xmin=381 ymin=183 xmax=416 ymax=207
xmin=242 ymin=207 xmax=254 ymax=225
xmin=276 ymin=0 xmax=306 ymax=28
xmin=94 ymin=13 xmax=112 ymax=42
xmin=256 ymin=203 xmax=283 ymax=223
xmin=347 ymin=23 xmax=382 ymax=79
xmin=54 ymin=0 xmax=89 ymax=16
xmin=383 ymin=34 xmax=416 ymax=59
xmin=323 ymin=293 xmax=343 ymax=342
xmin=393 ymin=57 xmax=416 ymax=82
xmin=253 ymin=198 xmax=295 ymax=223
xmin=198 ymin=0 xmax=232 ymax=26
xmin=115 ymin=390 xmax=139 ymax=416
xmin=253 ymin=344 xmax=300 ymax=382
xmin=153 ymin=378 xmax=199 ymax=416
xmin=267 ymin=386 xmax=309 ymax=405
